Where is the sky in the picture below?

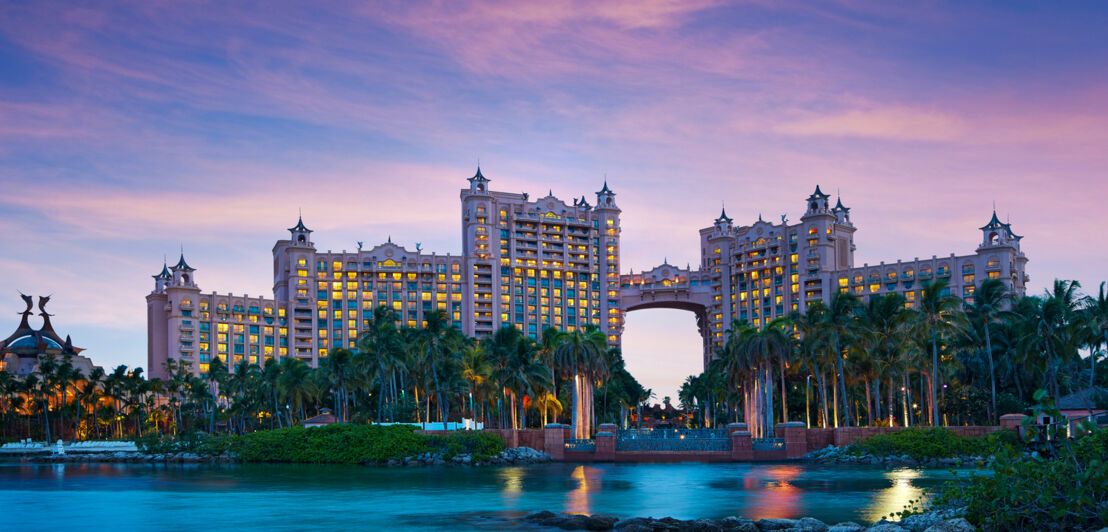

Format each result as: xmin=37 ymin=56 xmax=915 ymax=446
xmin=1 ymin=1 xmax=1107 ymax=402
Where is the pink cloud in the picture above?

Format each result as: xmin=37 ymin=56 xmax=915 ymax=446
xmin=773 ymin=107 xmax=967 ymax=141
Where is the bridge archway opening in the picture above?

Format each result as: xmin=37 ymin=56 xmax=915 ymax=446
xmin=620 ymin=308 xmax=708 ymax=406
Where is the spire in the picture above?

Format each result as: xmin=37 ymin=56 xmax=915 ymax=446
xmin=598 ymin=180 xmax=613 ymax=195
xmin=153 ymin=261 xmax=171 ymax=280
xmin=808 ymin=185 xmax=830 ymax=200
xmin=288 ymin=214 xmax=312 ymax=234
xmin=979 ymin=210 xmax=1003 ymax=230
xmin=833 ymin=197 xmax=850 ymax=212
xmin=468 ymin=165 xmax=488 ymax=183
xmin=387 ymin=235 xmax=392 ymax=243
xmin=171 ymin=253 xmax=194 ymax=272
xmin=715 ymin=206 xmax=733 ymax=224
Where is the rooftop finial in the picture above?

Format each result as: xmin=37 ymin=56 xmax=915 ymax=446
xmin=387 ymin=234 xmax=392 ymax=243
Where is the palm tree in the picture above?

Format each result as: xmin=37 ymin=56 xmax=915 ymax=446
xmin=420 ymin=310 xmax=462 ymax=424
xmin=321 ymin=348 xmax=354 ymax=423
xmin=35 ymin=356 xmax=58 ymax=442
xmin=1082 ymin=282 xmax=1108 ymax=390
xmin=75 ymin=366 xmax=105 ymax=440
xmin=260 ymin=358 xmax=284 ymax=428
xmin=915 ymin=279 xmax=968 ymax=426
xmin=460 ymin=344 xmax=491 ymax=424
xmin=794 ymin=305 xmax=831 ymax=428
xmin=538 ymin=326 xmax=562 ymax=425
xmin=553 ymin=326 xmax=608 ymax=439
xmin=278 ymin=358 xmax=317 ymax=424
xmin=731 ymin=317 xmax=793 ymax=438
xmin=204 ymin=358 xmax=227 ymax=434
xmin=966 ymin=278 xmax=1011 ymax=423
xmin=356 ymin=306 xmax=404 ymax=422
xmin=495 ymin=330 xmax=549 ymax=429
xmin=227 ymin=360 xmax=255 ymax=433
xmin=825 ymin=293 xmax=861 ymax=427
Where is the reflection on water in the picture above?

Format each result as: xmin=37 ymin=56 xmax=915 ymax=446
xmin=566 ymin=465 xmax=598 ymax=515
xmin=864 ymin=469 xmax=922 ymax=523
xmin=0 ymin=462 xmax=976 ymax=531
xmin=744 ymin=465 xmax=802 ymax=519
xmin=499 ymin=466 xmax=524 ymax=502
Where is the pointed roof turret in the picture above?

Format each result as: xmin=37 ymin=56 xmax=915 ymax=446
xmin=979 ymin=210 xmax=1023 ymax=242
xmin=578 ymin=195 xmax=591 ymax=209
xmin=979 ymin=210 xmax=1003 ymax=230
xmin=715 ymin=207 xmax=733 ymax=224
xmin=598 ymin=180 xmax=613 ymax=195
xmin=468 ymin=165 xmax=489 ymax=183
xmin=808 ymin=185 xmax=830 ymax=200
xmin=153 ymin=262 xmax=171 ymax=280
xmin=833 ymin=197 xmax=850 ymax=212
xmin=171 ymin=253 xmax=194 ymax=272
xmin=288 ymin=215 xmax=312 ymax=234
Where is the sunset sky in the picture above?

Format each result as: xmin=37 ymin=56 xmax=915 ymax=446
xmin=2 ymin=1 xmax=1106 ymax=401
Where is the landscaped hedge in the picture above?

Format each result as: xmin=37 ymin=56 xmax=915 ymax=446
xmin=847 ymin=427 xmax=1020 ymax=459
xmin=228 ymin=424 xmax=506 ymax=464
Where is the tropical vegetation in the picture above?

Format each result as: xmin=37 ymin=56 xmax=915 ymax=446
xmin=0 ymin=309 xmax=648 ymax=442
xmin=678 ymin=278 xmax=1108 ymax=437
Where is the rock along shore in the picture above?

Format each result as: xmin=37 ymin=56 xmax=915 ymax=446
xmin=802 ymin=445 xmax=988 ymax=468
xmin=518 ymin=509 xmax=975 ymax=532
xmin=24 ymin=452 xmax=233 ymax=464
xmin=380 ymin=445 xmax=553 ymax=467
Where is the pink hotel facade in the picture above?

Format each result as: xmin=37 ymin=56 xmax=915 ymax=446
xmin=147 ymin=169 xmax=1029 ymax=378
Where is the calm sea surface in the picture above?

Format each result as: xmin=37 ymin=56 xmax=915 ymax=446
xmin=0 ymin=461 xmax=978 ymax=531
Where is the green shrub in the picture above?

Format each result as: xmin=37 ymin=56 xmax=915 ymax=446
xmin=231 ymin=424 xmax=506 ymax=464
xmin=848 ymin=427 xmax=1019 ymax=459
xmin=427 ymin=430 xmax=506 ymax=461
xmin=132 ymin=431 xmax=234 ymax=456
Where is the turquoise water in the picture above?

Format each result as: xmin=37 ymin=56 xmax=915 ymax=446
xmin=0 ymin=462 xmax=974 ymax=531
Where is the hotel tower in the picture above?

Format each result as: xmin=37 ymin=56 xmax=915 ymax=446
xmin=148 ymin=171 xmax=1028 ymax=377
xmin=147 ymin=168 xmax=621 ymax=378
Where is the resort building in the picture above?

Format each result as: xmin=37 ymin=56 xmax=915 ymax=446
xmin=620 ymin=186 xmax=1029 ymax=357
xmin=147 ymin=168 xmax=621 ymax=378
xmin=1 ymin=295 xmax=99 ymax=378
xmin=147 ymin=172 xmax=1028 ymax=377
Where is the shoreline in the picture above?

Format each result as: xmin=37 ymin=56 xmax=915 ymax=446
xmin=514 ymin=509 xmax=971 ymax=532
xmin=6 ymin=445 xmax=554 ymax=467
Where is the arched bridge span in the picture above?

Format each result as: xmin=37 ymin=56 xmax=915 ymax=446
xmin=619 ymin=263 xmax=715 ymax=368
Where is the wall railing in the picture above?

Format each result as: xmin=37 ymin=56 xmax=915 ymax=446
xmin=751 ymin=438 xmax=785 ymax=451
xmin=564 ymin=439 xmax=596 ymax=452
